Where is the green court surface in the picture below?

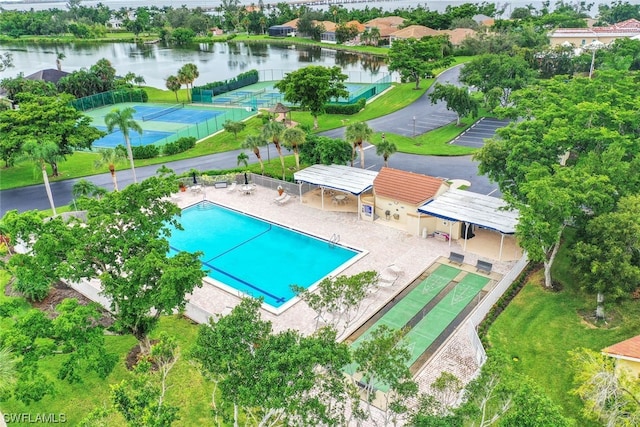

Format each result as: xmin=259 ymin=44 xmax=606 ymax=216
xmin=350 ymin=264 xmax=461 ymax=348
xmin=347 ymin=265 xmax=490 ymax=393
xmin=402 ymin=272 xmax=489 ymax=368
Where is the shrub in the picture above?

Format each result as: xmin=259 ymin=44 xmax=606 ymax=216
xmin=162 ymin=136 xmax=197 ymax=156
xmin=131 ymin=144 xmax=160 ymax=159
xmin=324 ymin=98 xmax=366 ymax=115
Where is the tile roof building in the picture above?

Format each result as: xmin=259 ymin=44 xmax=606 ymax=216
xmin=549 ymin=18 xmax=640 ymax=47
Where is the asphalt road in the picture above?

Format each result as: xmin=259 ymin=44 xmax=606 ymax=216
xmin=0 ymin=65 xmax=503 ymax=217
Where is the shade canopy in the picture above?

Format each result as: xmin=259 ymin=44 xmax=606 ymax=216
xmin=418 ymin=189 xmax=519 ymax=234
xmin=294 ymin=164 xmax=378 ymax=195
xmin=268 ymin=102 xmax=290 ymax=114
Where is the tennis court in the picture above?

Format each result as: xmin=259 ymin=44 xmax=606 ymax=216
xmin=85 ymin=102 xmax=253 ymax=149
xmin=132 ymin=105 xmax=224 ymax=124
xmin=94 ymin=126 xmax=173 ymax=148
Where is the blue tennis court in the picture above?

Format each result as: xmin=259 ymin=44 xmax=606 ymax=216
xmin=93 ymin=127 xmax=172 ymax=148
xmin=132 ymin=105 xmax=223 ymax=125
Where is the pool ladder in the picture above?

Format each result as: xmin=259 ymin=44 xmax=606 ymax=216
xmin=329 ymin=233 xmax=340 ymax=248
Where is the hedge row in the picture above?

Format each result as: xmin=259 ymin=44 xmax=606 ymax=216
xmin=192 ymin=70 xmax=259 ymax=96
xmin=325 ymin=98 xmax=366 ymax=115
xmin=162 ymin=137 xmax=197 ymax=156
xmin=476 ymin=262 xmax=539 ymax=348
xmin=126 ymin=137 xmax=197 ymax=160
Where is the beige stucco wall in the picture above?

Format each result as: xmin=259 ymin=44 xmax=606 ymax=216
xmin=375 ymin=195 xmax=416 ymax=226
xmin=550 ymin=34 xmax=631 ymax=47
xmin=615 ymin=358 xmax=640 ymax=379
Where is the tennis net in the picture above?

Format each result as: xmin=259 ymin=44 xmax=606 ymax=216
xmin=142 ymin=104 xmax=184 ymax=122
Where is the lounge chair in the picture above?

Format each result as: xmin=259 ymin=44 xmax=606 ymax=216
xmin=378 ymin=264 xmax=404 ymax=287
xmin=273 ymin=193 xmax=287 ymax=203
xmin=275 ymin=194 xmax=292 ymax=206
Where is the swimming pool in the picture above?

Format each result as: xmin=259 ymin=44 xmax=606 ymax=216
xmin=167 ymin=201 xmax=361 ymax=310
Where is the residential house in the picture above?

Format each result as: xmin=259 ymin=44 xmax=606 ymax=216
xmin=389 ymin=25 xmax=476 ymax=46
xmin=602 ymin=335 xmax=640 ymax=378
xmin=363 ymin=16 xmax=406 ymax=44
xmin=549 ymin=18 xmax=640 ymax=47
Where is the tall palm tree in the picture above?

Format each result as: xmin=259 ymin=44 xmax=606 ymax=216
xmin=345 ymin=121 xmax=373 ymax=169
xmin=20 ymin=139 xmax=60 ymax=215
xmin=241 ymin=134 xmax=266 ymax=175
xmin=261 ymin=120 xmax=286 ymax=179
xmin=178 ymin=63 xmax=199 ymax=103
xmin=104 ymin=107 xmax=143 ymax=183
xmin=282 ymin=127 xmax=306 ymax=170
xmin=376 ymin=135 xmax=398 ymax=168
xmin=165 ymin=75 xmax=181 ymax=102
xmin=94 ymin=146 xmax=127 ymax=191
xmin=56 ymin=52 xmax=66 ymax=71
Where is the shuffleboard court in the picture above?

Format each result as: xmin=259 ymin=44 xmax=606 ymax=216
xmin=349 ymin=264 xmax=460 ymax=348
xmin=401 ymin=273 xmax=490 ymax=368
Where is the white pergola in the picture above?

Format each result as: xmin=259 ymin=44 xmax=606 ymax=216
xmin=294 ymin=164 xmax=379 ymax=212
xmin=418 ymin=189 xmax=519 ymax=260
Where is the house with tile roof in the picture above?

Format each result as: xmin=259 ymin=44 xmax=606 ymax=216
xmin=602 ymin=335 xmax=640 ymax=377
xmin=389 ymin=25 xmax=476 ymax=46
xmin=363 ymin=16 xmax=406 ymax=44
xmin=549 ymin=18 xmax=640 ymax=47
xmin=389 ymin=25 xmax=441 ymax=43
xmin=372 ymin=167 xmax=450 ymax=235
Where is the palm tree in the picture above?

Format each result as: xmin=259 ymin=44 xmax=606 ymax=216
xmin=241 ymin=134 xmax=266 ymax=175
xmin=178 ymin=63 xmax=199 ymax=102
xmin=56 ymin=52 xmax=66 ymax=71
xmin=104 ymin=107 xmax=143 ymax=183
xmin=133 ymin=75 xmax=146 ymax=86
xmin=369 ymin=27 xmax=381 ymax=46
xmin=376 ymin=135 xmax=398 ymax=168
xmin=94 ymin=146 xmax=127 ymax=191
xmin=237 ymin=152 xmax=249 ymax=168
xmin=20 ymin=139 xmax=60 ymax=215
xmin=282 ymin=127 xmax=306 ymax=170
xmin=166 ymin=75 xmax=181 ymax=102
xmin=261 ymin=120 xmax=286 ymax=179
xmin=345 ymin=121 xmax=373 ymax=169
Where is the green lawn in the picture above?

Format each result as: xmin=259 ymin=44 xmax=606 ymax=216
xmin=486 ymin=230 xmax=640 ymax=424
xmin=0 ymin=302 xmax=214 ymax=426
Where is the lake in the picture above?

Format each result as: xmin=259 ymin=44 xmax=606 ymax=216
xmin=0 ymin=42 xmax=389 ymax=88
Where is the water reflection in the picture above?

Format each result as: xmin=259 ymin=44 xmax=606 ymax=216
xmin=0 ymin=42 xmax=389 ymax=88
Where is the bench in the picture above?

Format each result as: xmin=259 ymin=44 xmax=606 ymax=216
xmin=476 ymin=260 xmax=493 ymax=275
xmin=448 ymin=252 xmax=465 ymax=265
xmin=214 ymin=181 xmax=228 ymax=189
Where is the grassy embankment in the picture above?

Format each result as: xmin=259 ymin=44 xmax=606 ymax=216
xmin=486 ymin=229 xmax=640 ymax=425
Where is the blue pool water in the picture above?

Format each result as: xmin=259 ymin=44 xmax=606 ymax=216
xmin=167 ymin=201 xmax=359 ymax=308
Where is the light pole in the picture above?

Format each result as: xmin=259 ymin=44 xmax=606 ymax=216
xmin=412 ymin=116 xmax=416 ymax=137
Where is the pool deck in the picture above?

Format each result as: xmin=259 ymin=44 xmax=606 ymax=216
xmin=167 ymin=184 xmax=521 ymax=409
